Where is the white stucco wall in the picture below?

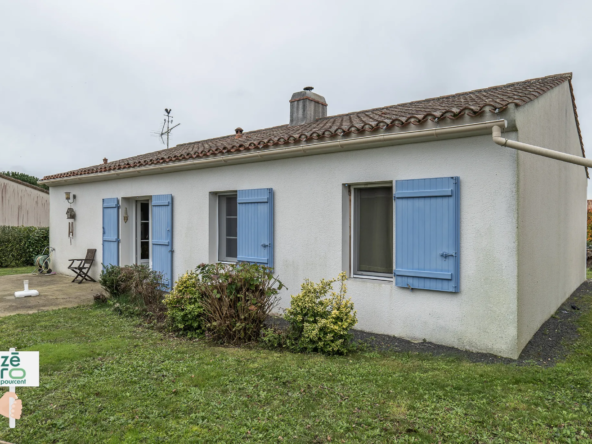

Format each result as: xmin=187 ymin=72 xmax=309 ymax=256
xmin=515 ymin=82 xmax=587 ymax=351
xmin=49 ymin=132 xmax=522 ymax=357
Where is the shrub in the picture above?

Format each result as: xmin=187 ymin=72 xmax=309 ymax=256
xmin=260 ymin=326 xmax=287 ymax=349
xmin=0 ymin=226 xmax=49 ymax=267
xmin=121 ymin=264 xmax=165 ymax=309
xmin=99 ymin=264 xmax=125 ymax=297
xmin=284 ymin=272 xmax=358 ymax=355
xmin=196 ymin=263 xmax=284 ymax=344
xmin=163 ymin=271 xmax=205 ymax=337
xmin=99 ymin=264 xmax=165 ymax=313
xmin=93 ymin=293 xmax=108 ymax=304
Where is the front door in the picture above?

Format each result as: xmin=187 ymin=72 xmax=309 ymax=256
xmin=136 ymin=200 xmax=150 ymax=266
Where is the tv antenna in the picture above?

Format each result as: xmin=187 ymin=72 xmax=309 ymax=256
xmin=159 ymin=108 xmax=180 ymax=148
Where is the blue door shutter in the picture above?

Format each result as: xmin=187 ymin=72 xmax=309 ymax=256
xmin=237 ymin=188 xmax=274 ymax=268
xmin=102 ymin=198 xmax=120 ymax=267
xmin=152 ymin=194 xmax=173 ymax=290
xmin=394 ymin=177 xmax=460 ymax=292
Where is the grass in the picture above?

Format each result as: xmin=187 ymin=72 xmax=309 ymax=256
xmin=0 ymin=303 xmax=592 ymax=443
xmin=587 ymin=268 xmax=592 ymax=280
xmin=0 ymin=266 xmax=37 ymax=276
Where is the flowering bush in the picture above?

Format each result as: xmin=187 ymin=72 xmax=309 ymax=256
xmin=163 ymin=271 xmax=205 ymax=338
xmin=284 ymin=272 xmax=357 ymax=355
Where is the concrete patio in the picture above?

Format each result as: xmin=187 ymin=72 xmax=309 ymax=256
xmin=0 ymin=273 xmax=101 ymax=317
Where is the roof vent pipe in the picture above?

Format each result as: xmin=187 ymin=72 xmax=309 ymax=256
xmin=289 ymin=86 xmax=327 ymax=126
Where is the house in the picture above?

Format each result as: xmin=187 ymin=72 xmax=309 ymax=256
xmin=0 ymin=174 xmax=49 ymax=227
xmin=40 ymin=73 xmax=586 ymax=359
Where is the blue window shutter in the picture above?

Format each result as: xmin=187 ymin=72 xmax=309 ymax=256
xmin=394 ymin=177 xmax=460 ymax=292
xmin=237 ymin=188 xmax=274 ymax=268
xmin=152 ymin=194 xmax=173 ymax=290
xmin=102 ymin=198 xmax=120 ymax=267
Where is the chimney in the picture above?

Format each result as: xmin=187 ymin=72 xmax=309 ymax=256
xmin=103 ymin=158 xmax=108 ymax=164
xmin=235 ymin=127 xmax=244 ymax=139
xmin=289 ymin=86 xmax=327 ymax=126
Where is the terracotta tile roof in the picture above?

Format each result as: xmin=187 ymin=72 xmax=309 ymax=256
xmin=43 ymin=72 xmax=584 ymax=181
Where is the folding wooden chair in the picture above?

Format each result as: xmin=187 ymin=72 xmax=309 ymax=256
xmin=68 ymin=249 xmax=97 ymax=284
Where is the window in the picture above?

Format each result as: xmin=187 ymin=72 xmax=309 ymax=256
xmin=136 ymin=200 xmax=150 ymax=266
xmin=218 ymin=194 xmax=238 ymax=262
xmin=352 ymin=185 xmax=393 ymax=279
xmin=215 ymin=188 xmax=274 ymax=267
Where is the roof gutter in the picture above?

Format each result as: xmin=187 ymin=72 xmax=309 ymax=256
xmin=40 ymin=120 xmax=508 ymax=186
xmin=492 ymin=125 xmax=591 ymax=168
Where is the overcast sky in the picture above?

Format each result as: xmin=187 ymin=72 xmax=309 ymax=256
xmin=2 ymin=0 xmax=591 ymax=194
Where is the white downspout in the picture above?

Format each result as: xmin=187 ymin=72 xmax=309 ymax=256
xmin=492 ymin=125 xmax=592 ymax=168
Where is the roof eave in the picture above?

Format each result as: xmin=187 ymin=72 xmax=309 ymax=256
xmin=39 ymin=119 xmax=509 ymax=187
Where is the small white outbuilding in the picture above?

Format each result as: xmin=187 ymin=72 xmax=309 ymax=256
xmin=40 ymin=73 xmax=586 ymax=358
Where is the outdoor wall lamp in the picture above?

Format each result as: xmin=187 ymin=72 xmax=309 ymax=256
xmin=65 ymin=192 xmax=76 ymax=204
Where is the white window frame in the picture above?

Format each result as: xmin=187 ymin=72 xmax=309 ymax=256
xmin=131 ymin=196 xmax=152 ymax=269
xmin=217 ymin=192 xmax=238 ymax=263
xmin=133 ymin=198 xmax=152 ymax=268
xmin=350 ymin=183 xmax=393 ymax=281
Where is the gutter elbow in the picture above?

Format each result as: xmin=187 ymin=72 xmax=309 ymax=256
xmin=492 ymin=125 xmax=507 ymax=147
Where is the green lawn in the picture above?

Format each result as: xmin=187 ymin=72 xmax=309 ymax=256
xmin=1 ymin=303 xmax=591 ymax=443
xmin=0 ymin=266 xmax=37 ymax=276
xmin=587 ymin=268 xmax=592 ymax=280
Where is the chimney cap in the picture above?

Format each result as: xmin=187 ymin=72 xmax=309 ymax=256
xmin=303 ymin=86 xmax=314 ymax=91
xmin=235 ymin=127 xmax=243 ymax=134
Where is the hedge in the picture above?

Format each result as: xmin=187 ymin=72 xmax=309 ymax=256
xmin=0 ymin=226 xmax=49 ymax=267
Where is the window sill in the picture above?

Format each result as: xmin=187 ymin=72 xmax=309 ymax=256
xmin=350 ymin=275 xmax=393 ymax=284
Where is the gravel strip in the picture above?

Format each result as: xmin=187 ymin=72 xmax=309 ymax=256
xmin=267 ymin=280 xmax=592 ymax=366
